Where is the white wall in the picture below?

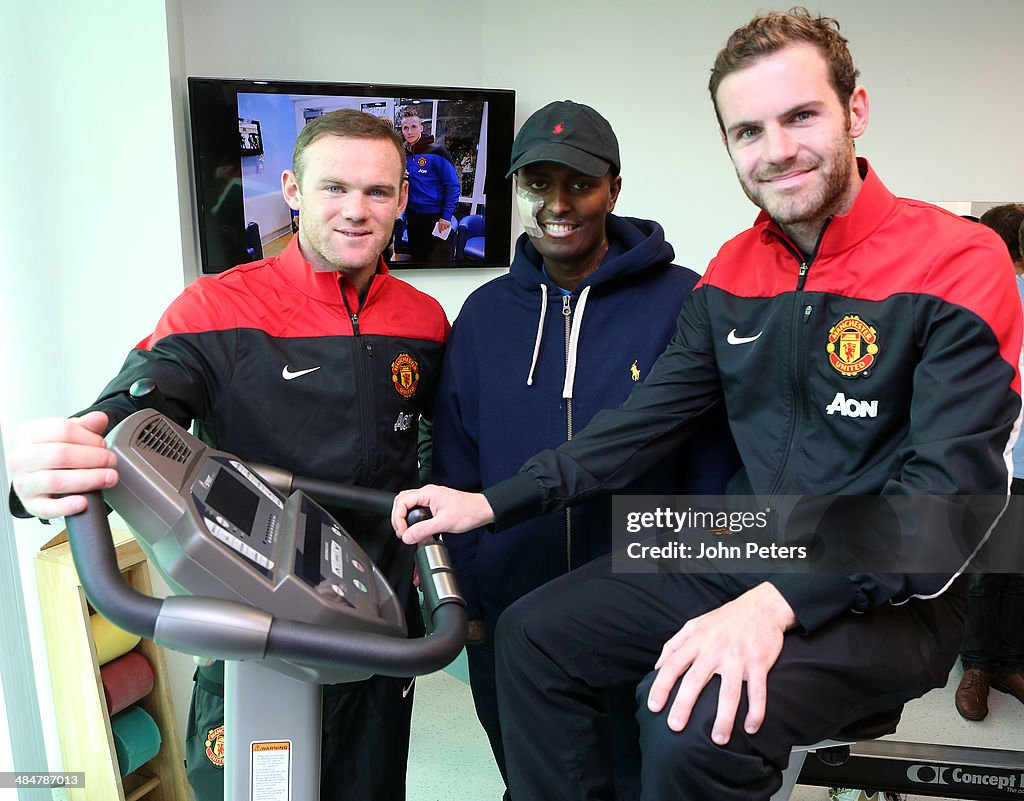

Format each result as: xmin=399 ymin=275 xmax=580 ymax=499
xmin=4 ymin=0 xmax=1024 ymax=776
xmin=0 ymin=680 xmax=8 ymax=776
xmin=0 ymin=0 xmax=192 ymax=773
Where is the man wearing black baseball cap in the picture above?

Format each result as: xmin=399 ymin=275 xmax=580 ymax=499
xmin=428 ymin=99 xmax=738 ymax=799
xmin=505 ymin=100 xmax=621 ymax=178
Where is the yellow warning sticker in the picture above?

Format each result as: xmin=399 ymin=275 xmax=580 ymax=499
xmin=250 ymin=739 xmax=291 ymax=801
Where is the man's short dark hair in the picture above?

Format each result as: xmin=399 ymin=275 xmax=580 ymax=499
xmin=292 ymin=109 xmax=406 ymax=186
xmin=708 ymin=6 xmax=859 ymax=133
xmin=979 ymin=204 xmax=1024 ymax=264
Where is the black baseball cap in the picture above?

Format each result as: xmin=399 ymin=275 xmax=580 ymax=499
xmin=505 ymin=100 xmax=620 ymax=179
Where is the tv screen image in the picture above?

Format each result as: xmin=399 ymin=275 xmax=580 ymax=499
xmin=188 ymin=78 xmax=516 ymax=274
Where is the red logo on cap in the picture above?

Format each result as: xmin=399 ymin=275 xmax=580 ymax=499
xmin=553 ymin=122 xmax=564 ymax=134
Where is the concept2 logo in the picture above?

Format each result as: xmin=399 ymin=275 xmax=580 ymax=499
xmin=907 ymin=764 xmax=1021 ymax=792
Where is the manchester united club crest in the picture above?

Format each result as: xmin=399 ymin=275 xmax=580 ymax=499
xmin=391 ymin=353 xmax=420 ymax=398
xmin=417 ymin=156 xmax=428 ymax=168
xmin=826 ymin=315 xmax=879 ymax=378
xmin=205 ymin=724 xmax=225 ymax=767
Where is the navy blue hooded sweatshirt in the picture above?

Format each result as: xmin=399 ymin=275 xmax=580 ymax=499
xmin=432 ymin=214 xmax=739 ymax=633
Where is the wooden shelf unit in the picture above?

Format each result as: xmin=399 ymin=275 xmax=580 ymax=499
xmin=35 ymin=529 xmax=190 ymax=801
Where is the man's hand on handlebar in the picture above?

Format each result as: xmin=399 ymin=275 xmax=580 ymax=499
xmin=391 ymin=485 xmax=495 ymax=544
xmin=7 ymin=411 xmax=117 ymax=519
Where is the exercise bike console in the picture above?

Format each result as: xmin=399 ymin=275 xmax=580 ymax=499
xmin=66 ymin=409 xmax=466 ymax=686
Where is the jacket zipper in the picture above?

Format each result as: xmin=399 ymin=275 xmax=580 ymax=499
xmin=767 ymin=220 xmax=831 ymax=497
xmin=342 ymin=279 xmax=376 ymax=484
xmin=563 ymin=294 xmax=574 ymax=571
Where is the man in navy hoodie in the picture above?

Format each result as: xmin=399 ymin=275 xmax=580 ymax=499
xmin=430 ymin=99 xmax=738 ymax=800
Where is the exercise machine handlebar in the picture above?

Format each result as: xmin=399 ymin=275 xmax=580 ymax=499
xmin=65 ymin=492 xmax=466 ymax=677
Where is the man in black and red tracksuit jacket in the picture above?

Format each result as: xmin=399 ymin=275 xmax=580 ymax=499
xmin=392 ymin=11 xmax=1024 ymax=801
xmin=9 ymin=110 xmax=448 ymax=801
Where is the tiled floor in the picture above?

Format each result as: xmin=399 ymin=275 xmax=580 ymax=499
xmin=408 ymin=658 xmax=1024 ymax=801
xmin=408 ymin=656 xmax=506 ymax=801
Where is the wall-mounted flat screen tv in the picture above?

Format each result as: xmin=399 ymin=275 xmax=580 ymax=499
xmin=187 ymin=77 xmax=516 ymax=274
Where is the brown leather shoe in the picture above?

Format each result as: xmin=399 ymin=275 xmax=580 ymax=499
xmin=955 ymin=668 xmax=990 ymax=720
xmin=991 ymin=671 xmax=1024 ymax=705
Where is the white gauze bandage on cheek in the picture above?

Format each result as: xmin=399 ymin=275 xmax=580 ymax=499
xmin=516 ymin=185 xmax=545 ymax=238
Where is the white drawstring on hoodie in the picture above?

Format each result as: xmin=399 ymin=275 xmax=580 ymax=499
xmin=524 ymin=283 xmax=593 ymax=401
xmin=526 ymin=284 xmax=548 ymax=386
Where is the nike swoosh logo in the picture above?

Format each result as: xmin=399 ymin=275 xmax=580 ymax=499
xmin=402 ymin=677 xmax=416 ymax=699
xmin=282 ymin=365 xmax=321 ymax=380
xmin=726 ymin=329 xmax=763 ymax=345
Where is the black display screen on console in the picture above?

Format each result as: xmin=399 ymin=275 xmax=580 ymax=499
xmin=205 ymin=469 xmax=260 ymax=535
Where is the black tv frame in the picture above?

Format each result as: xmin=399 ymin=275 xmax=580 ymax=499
xmin=187 ymin=77 xmax=515 ymax=274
